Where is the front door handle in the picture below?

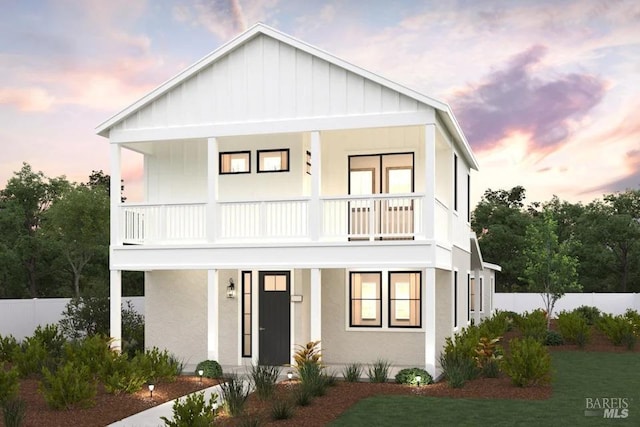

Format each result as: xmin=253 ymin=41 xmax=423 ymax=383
xmin=259 ymin=327 xmax=266 ymax=331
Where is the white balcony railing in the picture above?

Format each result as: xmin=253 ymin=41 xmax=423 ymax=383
xmin=119 ymin=194 xmax=427 ymax=244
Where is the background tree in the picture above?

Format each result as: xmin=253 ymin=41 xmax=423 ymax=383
xmin=43 ymin=185 xmax=110 ymax=297
xmin=522 ymin=212 xmax=581 ymax=328
xmin=471 ymin=186 xmax=532 ymax=291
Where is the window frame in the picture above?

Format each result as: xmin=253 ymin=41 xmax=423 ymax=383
xmin=453 ymin=271 xmax=458 ymax=328
xmin=388 ymin=271 xmax=422 ymax=328
xmin=257 ymin=148 xmax=290 ymax=173
xmin=453 ymin=153 xmax=458 ymax=211
xmin=219 ymin=151 xmax=251 ymax=175
xmin=349 ymin=272 xmax=382 ymax=328
xmin=241 ymin=271 xmax=252 ymax=357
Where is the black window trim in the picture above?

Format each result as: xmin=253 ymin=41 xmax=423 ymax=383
xmin=219 ymin=150 xmax=251 ymax=175
xmin=257 ymin=148 xmax=290 ymax=173
xmin=387 ymin=270 xmax=422 ymax=329
xmin=349 ymin=271 xmax=382 ymax=328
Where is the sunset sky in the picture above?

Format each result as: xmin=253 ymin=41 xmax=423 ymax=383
xmin=1 ymin=0 xmax=639 ymax=206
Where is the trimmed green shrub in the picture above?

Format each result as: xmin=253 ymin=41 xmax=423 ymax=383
xmin=2 ymin=397 xmax=26 ymax=427
xmin=367 ymin=359 xmax=391 ymax=383
xmin=40 ymin=361 xmax=97 ymax=409
xmin=478 ymin=311 xmax=513 ymax=337
xmin=160 ymin=391 xmax=218 ymax=427
xmin=270 ymin=398 xmax=294 ymax=420
xmin=556 ymin=311 xmax=590 ymax=347
xmin=220 ymin=374 xmax=250 ymax=417
xmin=515 ymin=310 xmax=547 ymax=342
xmin=545 ymin=330 xmax=564 ymax=346
xmin=249 ymin=364 xmax=279 ymax=400
xmin=195 ymin=360 xmax=223 ymax=379
xmin=342 ymin=362 xmax=362 ymax=382
xmin=137 ymin=347 xmax=182 ymax=383
xmin=502 ymin=337 xmax=552 ymax=387
xmin=395 ymin=368 xmax=432 ymax=385
xmin=598 ymin=313 xmax=636 ymax=349
xmin=64 ymin=334 xmax=114 ymax=377
xmin=0 ymin=335 xmax=19 ymax=363
xmin=0 ymin=363 xmax=19 ymax=405
xmin=572 ymin=306 xmax=601 ymax=325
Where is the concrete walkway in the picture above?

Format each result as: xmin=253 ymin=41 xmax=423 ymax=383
xmin=109 ymin=384 xmax=224 ymax=427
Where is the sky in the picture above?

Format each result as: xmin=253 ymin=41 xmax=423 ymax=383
xmin=1 ymin=0 xmax=639 ymax=206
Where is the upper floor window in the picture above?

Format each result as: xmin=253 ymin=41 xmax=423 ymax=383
xmin=258 ymin=149 xmax=290 ymax=173
xmin=220 ymin=151 xmax=250 ymax=174
xmin=467 ymin=174 xmax=471 ymax=222
xmin=454 ymin=154 xmax=458 ymax=211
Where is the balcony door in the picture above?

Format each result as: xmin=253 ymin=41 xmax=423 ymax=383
xmin=348 ymin=153 xmax=414 ymax=239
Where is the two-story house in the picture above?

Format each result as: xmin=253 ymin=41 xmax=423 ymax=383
xmin=97 ymin=23 xmax=499 ymax=377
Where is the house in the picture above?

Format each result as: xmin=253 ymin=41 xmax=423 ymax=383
xmin=96 ymin=23 xmax=499 ymax=377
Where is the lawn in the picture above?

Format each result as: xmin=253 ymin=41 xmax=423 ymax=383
xmin=331 ymin=352 xmax=640 ymax=426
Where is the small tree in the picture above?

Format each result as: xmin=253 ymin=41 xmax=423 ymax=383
xmin=522 ymin=213 xmax=581 ymax=329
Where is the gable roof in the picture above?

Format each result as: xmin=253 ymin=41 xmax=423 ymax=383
xmin=96 ymin=23 xmax=478 ymax=169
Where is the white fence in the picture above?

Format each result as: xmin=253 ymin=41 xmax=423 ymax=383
xmin=0 ymin=297 xmax=144 ymax=341
xmin=494 ymin=293 xmax=640 ymax=317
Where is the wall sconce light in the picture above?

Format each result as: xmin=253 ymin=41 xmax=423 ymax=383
xmin=226 ymin=278 xmax=236 ymax=299
xmin=148 ymin=383 xmax=155 ymax=398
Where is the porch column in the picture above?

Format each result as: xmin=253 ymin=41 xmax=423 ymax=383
xmin=310 ymin=131 xmax=322 ymax=241
xmin=423 ymin=124 xmax=436 ymax=240
xmin=207 ymin=269 xmax=219 ymax=360
xmin=474 ymin=269 xmax=481 ymax=325
xmin=425 ymin=267 xmax=437 ymax=377
xmin=109 ymin=144 xmax=122 ymax=245
xmin=109 ymin=270 xmax=122 ymax=351
xmin=207 ymin=138 xmax=219 ymax=243
xmin=310 ymin=268 xmax=322 ymax=343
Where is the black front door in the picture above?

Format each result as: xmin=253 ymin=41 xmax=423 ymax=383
xmin=258 ymin=271 xmax=290 ymax=365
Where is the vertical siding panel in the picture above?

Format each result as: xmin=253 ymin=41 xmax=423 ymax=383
xmin=312 ymin=57 xmax=330 ymax=116
xmin=346 ymin=72 xmax=364 ymax=114
xmin=295 ymin=50 xmax=313 ymax=117
xmin=168 ymin=84 xmax=184 ymax=127
xmin=199 ymin=66 xmax=214 ymax=124
xmin=153 ymin=93 xmax=168 ymax=128
xmin=245 ymin=36 xmax=263 ymax=121
xmin=181 ymin=75 xmax=199 ymax=125
xmin=123 ymin=110 xmax=139 ymax=130
xmin=138 ymin=103 xmax=153 ymax=128
xmin=229 ymin=45 xmax=247 ymax=121
xmin=363 ymin=80 xmax=382 ymax=113
xmin=278 ymin=42 xmax=296 ymax=119
xmin=381 ymin=87 xmax=400 ymax=112
xmin=262 ymin=36 xmax=279 ymax=118
xmin=329 ymin=65 xmax=347 ymax=115
xmin=399 ymin=94 xmax=418 ymax=111
xmin=213 ymin=56 xmax=230 ymax=122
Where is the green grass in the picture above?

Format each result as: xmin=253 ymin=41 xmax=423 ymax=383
xmin=331 ymin=352 xmax=640 ymax=426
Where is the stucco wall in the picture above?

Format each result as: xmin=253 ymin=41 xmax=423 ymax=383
xmin=320 ymin=269 xmax=425 ymax=367
xmin=293 ymin=269 xmax=311 ymax=349
xmin=217 ymin=269 xmax=239 ymax=365
xmin=145 ymin=270 xmax=207 ymax=365
xmin=435 ymin=268 xmax=452 ymax=363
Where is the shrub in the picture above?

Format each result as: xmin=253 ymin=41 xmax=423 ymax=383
xmin=270 ymin=398 xmax=294 ymax=420
xmin=0 ymin=335 xmax=19 ymax=363
xmin=160 ymin=391 xmax=218 ymax=427
xmin=438 ymin=329 xmax=479 ymax=388
xmin=40 ymin=361 xmax=97 ymax=410
xmin=293 ymin=341 xmax=322 ymax=368
xmin=502 ymin=337 xmax=552 ymax=387
xmin=292 ymin=385 xmax=312 ymax=406
xmin=298 ymin=362 xmax=328 ymax=397
xmin=121 ymin=300 xmax=145 ymax=357
xmin=237 ymin=416 xmax=261 ymax=427
xmin=556 ymin=311 xmax=590 ymax=347
xmin=249 ymin=364 xmax=279 ymax=400
xmin=0 ymin=363 xmax=19 ymax=405
xmin=342 ymin=363 xmax=362 ymax=382
xmin=514 ymin=310 xmax=547 ymax=342
xmin=478 ymin=311 xmax=512 ymax=337
xmin=138 ymin=347 xmax=182 ymax=383
xmin=14 ymin=338 xmax=53 ymax=378
xmin=2 ymin=398 xmax=26 ymax=427
xmin=572 ymin=306 xmax=601 ymax=325
xmin=395 ymin=367 xmax=432 ymax=385
xmin=195 ymin=360 xmax=223 ymax=379
xmin=32 ymin=324 xmax=66 ymax=359
xmin=598 ymin=314 xmax=636 ymax=349
xmin=367 ymin=359 xmax=391 ymax=383
xmin=624 ymin=309 xmax=640 ymax=334
xmin=64 ymin=334 xmax=114 ymax=377
xmin=545 ymin=330 xmax=564 ymax=346
xmin=220 ymin=374 xmax=250 ymax=417
xmin=324 ymin=370 xmax=338 ymax=387
xmin=474 ymin=337 xmax=503 ymax=378
xmin=101 ymin=354 xmax=148 ymax=394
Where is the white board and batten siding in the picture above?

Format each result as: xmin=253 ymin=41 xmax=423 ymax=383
xmin=112 ymin=34 xmax=429 ymax=134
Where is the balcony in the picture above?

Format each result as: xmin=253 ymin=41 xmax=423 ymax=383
xmin=119 ymin=194 xmax=436 ymax=245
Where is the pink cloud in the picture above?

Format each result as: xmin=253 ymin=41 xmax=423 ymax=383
xmin=452 ymin=45 xmax=607 ymax=153
xmin=0 ymin=87 xmax=56 ymax=112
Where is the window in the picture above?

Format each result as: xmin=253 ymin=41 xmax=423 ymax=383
xmin=470 ymin=278 xmax=476 ymax=312
xmin=220 ymin=151 xmax=250 ymax=174
xmin=479 ymin=277 xmax=483 ymax=312
xmin=453 ymin=154 xmax=458 ymax=211
xmin=263 ymin=273 xmax=287 ymax=291
xmin=389 ymin=272 xmax=421 ymax=327
xmin=306 ymin=150 xmax=311 ymax=175
xmin=467 ymin=274 xmax=470 ymax=322
xmin=258 ymin=149 xmax=289 ymax=172
xmin=467 ymin=174 xmax=471 ymax=222
xmin=350 ymin=272 xmax=381 ymax=327
xmin=454 ymin=271 xmax=458 ymax=328
xmin=241 ymin=271 xmax=252 ymax=357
